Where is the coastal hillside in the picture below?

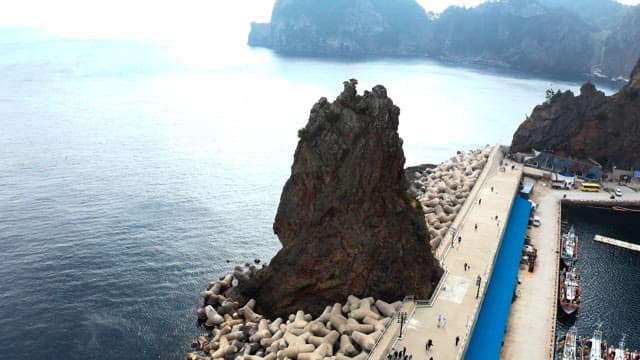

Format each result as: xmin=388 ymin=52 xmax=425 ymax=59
xmin=229 ymin=79 xmax=441 ymax=318
xmin=426 ymin=0 xmax=596 ymax=76
xmin=510 ymin=58 xmax=640 ymax=169
xmin=249 ymin=0 xmax=640 ymax=81
xmin=249 ymin=0 xmax=430 ymax=56
xmin=536 ymin=0 xmax=629 ymax=28
xmin=598 ymin=6 xmax=640 ymax=81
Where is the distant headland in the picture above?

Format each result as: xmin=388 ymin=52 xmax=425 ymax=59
xmin=249 ymin=0 xmax=640 ymax=84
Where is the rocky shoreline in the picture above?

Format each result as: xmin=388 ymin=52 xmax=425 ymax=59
xmin=187 ymin=267 xmax=402 ymax=360
xmin=187 ymin=146 xmax=493 ymax=359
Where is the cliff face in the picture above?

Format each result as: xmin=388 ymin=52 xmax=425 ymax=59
xmin=428 ymin=0 xmax=596 ymax=76
xmin=233 ymin=80 xmax=440 ymax=318
xmin=249 ymin=0 xmax=430 ymax=56
xmin=511 ymin=59 xmax=640 ymax=168
xmin=599 ymin=6 xmax=640 ymax=80
xmin=248 ymin=0 xmax=640 ymax=82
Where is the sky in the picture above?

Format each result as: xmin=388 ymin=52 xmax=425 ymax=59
xmin=0 ymin=0 xmax=639 ymax=40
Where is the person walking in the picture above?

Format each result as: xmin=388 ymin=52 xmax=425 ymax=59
xmin=458 ymin=236 xmax=462 ymax=244
xmin=464 ymin=262 xmax=468 ymax=271
xmin=478 ymin=198 xmax=482 ymax=205
xmin=427 ymin=339 xmax=433 ymax=351
xmin=474 ymin=223 xmax=478 ymax=231
xmin=455 ymin=336 xmax=460 ymax=346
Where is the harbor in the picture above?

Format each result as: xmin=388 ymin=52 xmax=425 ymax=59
xmin=504 ymin=177 xmax=640 ymax=358
xmin=372 ymin=145 xmax=640 ymax=359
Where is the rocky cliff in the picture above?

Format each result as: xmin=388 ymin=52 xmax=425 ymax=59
xmin=249 ymin=0 xmax=640 ymax=82
xmin=249 ymin=0 xmax=430 ymax=56
xmin=231 ymin=79 xmax=441 ymax=318
xmin=511 ymin=59 xmax=640 ymax=169
xmin=599 ymin=6 xmax=640 ymax=81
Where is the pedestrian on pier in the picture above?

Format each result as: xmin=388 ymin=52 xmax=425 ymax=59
xmin=458 ymin=236 xmax=462 ymax=244
xmin=491 ymin=186 xmax=494 ymax=192
xmin=474 ymin=223 xmax=478 ymax=231
xmin=478 ymin=198 xmax=482 ymax=205
xmin=455 ymin=336 xmax=460 ymax=346
xmin=426 ymin=339 xmax=433 ymax=351
xmin=464 ymin=262 xmax=468 ymax=271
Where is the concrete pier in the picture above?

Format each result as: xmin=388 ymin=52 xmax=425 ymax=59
xmin=594 ymin=234 xmax=640 ymax=252
xmin=382 ymin=146 xmax=524 ymax=360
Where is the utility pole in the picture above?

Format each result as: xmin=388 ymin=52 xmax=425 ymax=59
xmin=398 ymin=311 xmax=408 ymax=339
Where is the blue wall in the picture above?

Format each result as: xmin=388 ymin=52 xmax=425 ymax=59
xmin=465 ymin=196 xmax=531 ymax=359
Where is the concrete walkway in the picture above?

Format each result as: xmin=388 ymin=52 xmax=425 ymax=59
xmin=393 ymin=150 xmax=523 ymax=360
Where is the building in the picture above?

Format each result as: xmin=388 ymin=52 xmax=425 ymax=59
xmin=513 ymin=150 xmax=602 ymax=182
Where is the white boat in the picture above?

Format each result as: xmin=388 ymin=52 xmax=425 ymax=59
xmin=613 ymin=336 xmax=626 ymax=360
xmin=561 ymin=225 xmax=579 ymax=267
xmin=581 ymin=325 xmax=604 ymax=360
xmin=563 ymin=326 xmax=578 ymax=360
xmin=559 ymin=267 xmax=581 ymax=315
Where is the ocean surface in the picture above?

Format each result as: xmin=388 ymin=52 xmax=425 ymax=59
xmin=557 ymin=205 xmax=640 ymax=352
xmin=0 ymin=25 xmax=615 ymax=359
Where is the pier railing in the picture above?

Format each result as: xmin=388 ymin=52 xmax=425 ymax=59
xmin=436 ymin=144 xmax=503 ymax=261
xmin=366 ymin=296 xmax=416 ymax=360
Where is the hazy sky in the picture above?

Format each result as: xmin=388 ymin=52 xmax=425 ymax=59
xmin=0 ymin=0 xmax=639 ymax=40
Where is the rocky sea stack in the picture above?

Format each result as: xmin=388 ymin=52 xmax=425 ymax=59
xmin=232 ymin=79 xmax=441 ymax=318
xmin=510 ymin=58 xmax=640 ymax=169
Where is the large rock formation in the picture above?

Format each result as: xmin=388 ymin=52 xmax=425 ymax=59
xmin=232 ymin=79 xmax=440 ymax=318
xmin=511 ymin=58 xmax=640 ymax=169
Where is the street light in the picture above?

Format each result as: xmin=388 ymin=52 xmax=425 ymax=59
xmin=397 ymin=311 xmax=408 ymax=339
xmin=475 ymin=275 xmax=482 ymax=299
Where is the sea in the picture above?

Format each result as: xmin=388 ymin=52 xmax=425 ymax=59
xmin=0 ymin=19 xmax=622 ymax=359
xmin=557 ymin=205 xmax=640 ymax=352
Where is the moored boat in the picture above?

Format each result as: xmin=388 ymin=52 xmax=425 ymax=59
xmin=581 ymin=325 xmax=605 ymax=360
xmin=559 ymin=267 xmax=581 ymax=315
xmin=613 ymin=336 xmax=626 ymax=360
xmin=562 ymin=225 xmax=579 ymax=267
xmin=563 ymin=326 xmax=579 ymax=360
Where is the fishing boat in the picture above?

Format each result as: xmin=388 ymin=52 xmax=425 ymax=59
xmin=559 ymin=267 xmax=581 ymax=315
xmin=613 ymin=336 xmax=626 ymax=360
xmin=561 ymin=225 xmax=579 ymax=267
xmin=562 ymin=326 xmax=579 ymax=360
xmin=581 ymin=325 xmax=605 ymax=360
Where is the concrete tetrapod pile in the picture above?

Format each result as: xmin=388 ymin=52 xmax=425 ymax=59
xmin=409 ymin=146 xmax=491 ymax=250
xmin=188 ymin=267 xmax=401 ymax=360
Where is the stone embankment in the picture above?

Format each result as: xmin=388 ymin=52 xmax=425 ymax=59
xmin=407 ymin=146 xmax=492 ymax=250
xmin=187 ymin=267 xmax=402 ymax=360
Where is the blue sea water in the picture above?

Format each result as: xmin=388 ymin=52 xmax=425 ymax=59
xmin=0 ymin=26 xmax=601 ymax=359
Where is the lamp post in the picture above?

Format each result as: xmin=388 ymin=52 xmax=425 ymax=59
xmin=475 ymin=275 xmax=482 ymax=299
xmin=397 ymin=311 xmax=408 ymax=339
